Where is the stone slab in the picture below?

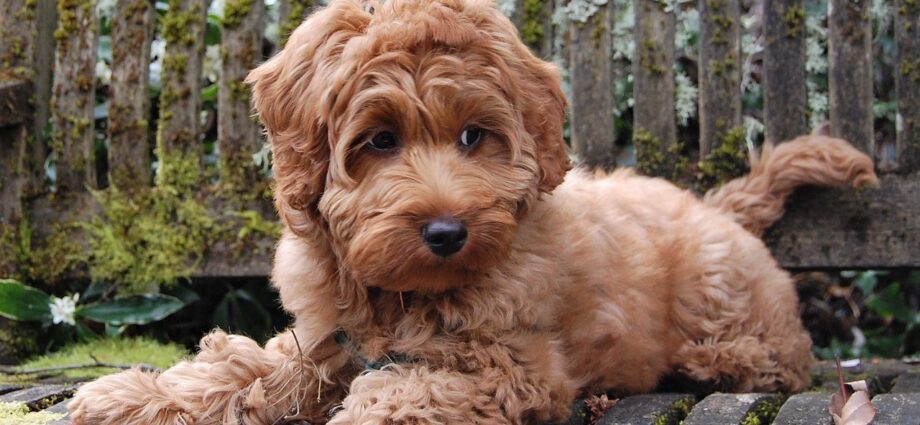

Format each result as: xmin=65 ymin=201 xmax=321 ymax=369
xmin=682 ymin=393 xmax=781 ymax=425
xmin=871 ymin=393 xmax=920 ymax=425
xmin=892 ymin=373 xmax=920 ymax=394
xmin=598 ymin=393 xmax=694 ymax=425
xmin=772 ymin=393 xmax=833 ymax=425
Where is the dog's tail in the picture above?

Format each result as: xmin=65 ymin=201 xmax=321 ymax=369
xmin=704 ymin=135 xmax=878 ymax=236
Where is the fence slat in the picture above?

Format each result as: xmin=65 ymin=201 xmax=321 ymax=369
xmin=514 ymin=0 xmax=554 ymax=58
xmin=27 ymin=0 xmax=57 ymax=197
xmin=569 ymin=3 xmax=616 ymax=168
xmin=828 ymin=0 xmax=873 ymax=154
xmin=51 ymin=0 xmax=98 ymax=194
xmin=763 ymin=0 xmax=808 ymax=143
xmin=219 ymin=0 xmax=264 ymax=196
xmin=895 ymin=0 xmax=920 ymax=173
xmin=156 ymin=0 xmax=208 ymax=188
xmin=279 ymin=0 xmax=312 ymax=47
xmin=698 ymin=0 xmax=742 ymax=157
xmin=633 ymin=0 xmax=677 ymax=177
xmin=108 ymin=0 xmax=155 ymax=190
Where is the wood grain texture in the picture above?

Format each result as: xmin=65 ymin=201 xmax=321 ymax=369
xmin=895 ymin=0 xmax=920 ymax=173
xmin=763 ymin=0 xmax=808 ymax=143
xmin=767 ymin=175 xmax=920 ymax=268
xmin=51 ymin=0 xmax=97 ymax=194
xmin=569 ymin=5 xmax=616 ymax=168
xmin=828 ymin=0 xmax=873 ymax=154
xmin=633 ymin=0 xmax=678 ymax=177
xmin=108 ymin=0 xmax=155 ymax=190
xmin=156 ymin=0 xmax=208 ymax=186
xmin=698 ymin=0 xmax=742 ymax=156
xmin=219 ymin=0 xmax=265 ymax=197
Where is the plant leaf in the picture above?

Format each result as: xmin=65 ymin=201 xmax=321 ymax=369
xmin=77 ymin=294 xmax=185 ymax=326
xmin=0 ymin=279 xmax=52 ymax=322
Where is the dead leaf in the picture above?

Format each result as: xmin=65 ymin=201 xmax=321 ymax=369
xmin=585 ymin=394 xmax=618 ymax=424
xmin=829 ymin=358 xmax=877 ymax=425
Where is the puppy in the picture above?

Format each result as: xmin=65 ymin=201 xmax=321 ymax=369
xmin=68 ymin=0 xmax=878 ymax=423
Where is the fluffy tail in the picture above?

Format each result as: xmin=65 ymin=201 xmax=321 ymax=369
xmin=704 ymin=135 xmax=878 ymax=236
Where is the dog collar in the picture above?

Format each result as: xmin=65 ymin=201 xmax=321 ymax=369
xmin=332 ymin=329 xmax=416 ymax=371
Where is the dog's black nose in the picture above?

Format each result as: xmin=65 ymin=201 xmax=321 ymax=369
xmin=421 ymin=218 xmax=467 ymax=257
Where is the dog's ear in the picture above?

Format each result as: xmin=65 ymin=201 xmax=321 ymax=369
xmin=246 ymin=2 xmax=369 ymax=236
xmin=501 ymin=33 xmax=571 ymax=193
xmin=522 ymin=59 xmax=570 ymax=193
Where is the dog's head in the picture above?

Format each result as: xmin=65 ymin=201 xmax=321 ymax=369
xmin=247 ymin=0 xmax=569 ymax=292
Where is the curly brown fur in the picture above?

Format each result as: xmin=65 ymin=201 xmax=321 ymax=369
xmin=68 ymin=0 xmax=878 ymax=423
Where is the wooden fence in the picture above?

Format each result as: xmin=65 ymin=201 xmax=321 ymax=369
xmin=0 ymin=0 xmax=918 ymax=286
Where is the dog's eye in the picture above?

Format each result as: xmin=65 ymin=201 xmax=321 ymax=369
xmin=458 ymin=127 xmax=483 ymax=149
xmin=367 ymin=131 xmax=399 ymax=151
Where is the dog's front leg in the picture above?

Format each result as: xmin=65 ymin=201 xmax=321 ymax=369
xmin=329 ymin=335 xmax=576 ymax=425
xmin=68 ymin=330 xmax=348 ymax=425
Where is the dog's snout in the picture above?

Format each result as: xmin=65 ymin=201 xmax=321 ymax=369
xmin=421 ymin=218 xmax=467 ymax=257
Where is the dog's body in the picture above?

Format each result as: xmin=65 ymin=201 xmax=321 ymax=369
xmin=68 ymin=0 xmax=878 ymax=423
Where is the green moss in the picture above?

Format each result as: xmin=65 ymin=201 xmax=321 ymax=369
xmin=521 ymin=0 xmax=545 ymax=47
xmin=84 ymin=184 xmax=214 ymax=293
xmin=222 ymin=0 xmax=256 ymax=27
xmin=652 ymin=396 xmax=696 ymax=425
xmin=53 ymin=0 xmax=94 ymax=47
xmin=19 ymin=221 xmax=87 ymax=284
xmin=783 ymin=5 xmax=805 ymax=38
xmin=634 ymin=127 xmax=666 ymax=176
xmin=0 ymin=402 xmax=65 ymax=425
xmin=280 ymin=0 xmax=312 ymax=46
xmin=162 ymin=0 xmax=203 ymax=46
xmin=16 ymin=337 xmax=188 ymax=380
xmin=740 ymin=397 xmax=784 ymax=425
xmin=697 ymin=125 xmax=747 ymax=190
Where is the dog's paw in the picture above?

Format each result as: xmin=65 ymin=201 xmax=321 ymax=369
xmin=67 ymin=369 xmax=194 ymax=425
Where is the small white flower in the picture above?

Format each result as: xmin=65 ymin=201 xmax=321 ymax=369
xmin=95 ymin=60 xmax=111 ymax=86
xmin=49 ymin=293 xmax=79 ymax=326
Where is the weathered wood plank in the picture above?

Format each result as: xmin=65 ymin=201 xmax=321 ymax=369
xmin=895 ymin=0 xmax=920 ymax=173
xmin=108 ymin=0 xmax=155 ymax=190
xmin=219 ymin=0 xmax=264 ymax=198
xmin=0 ymin=81 xmax=30 ymax=275
xmin=682 ymin=393 xmax=782 ymax=425
xmin=767 ymin=175 xmax=920 ymax=269
xmin=698 ymin=0 xmax=742 ymax=157
xmin=278 ymin=0 xmax=312 ymax=47
xmin=598 ymin=393 xmax=695 ymax=425
xmin=569 ymin=2 xmax=616 ymax=168
xmin=0 ymin=384 xmax=75 ymax=411
xmin=763 ymin=0 xmax=808 ymax=143
xmin=26 ymin=0 xmax=57 ymax=197
xmin=771 ymin=393 xmax=833 ymax=425
xmin=513 ymin=0 xmax=554 ymax=58
xmin=828 ymin=0 xmax=873 ymax=154
xmin=51 ymin=0 xmax=98 ymax=194
xmin=633 ymin=0 xmax=678 ymax=178
xmin=156 ymin=0 xmax=208 ymax=188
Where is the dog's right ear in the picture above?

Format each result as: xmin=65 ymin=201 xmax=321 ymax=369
xmin=246 ymin=2 xmax=370 ymax=236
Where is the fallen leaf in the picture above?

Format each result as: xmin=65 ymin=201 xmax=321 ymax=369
xmin=829 ymin=358 xmax=877 ymax=425
xmin=585 ymin=394 xmax=618 ymax=424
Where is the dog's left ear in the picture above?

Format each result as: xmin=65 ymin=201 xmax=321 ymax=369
xmin=523 ymin=59 xmax=570 ymax=193
xmin=506 ymin=41 xmax=571 ymax=193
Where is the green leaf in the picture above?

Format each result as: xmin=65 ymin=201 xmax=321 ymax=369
xmin=865 ymin=283 xmax=915 ymax=324
xmin=77 ymin=294 xmax=185 ymax=326
xmin=853 ymin=271 xmax=877 ymax=295
xmin=0 ymin=279 xmax=52 ymax=322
